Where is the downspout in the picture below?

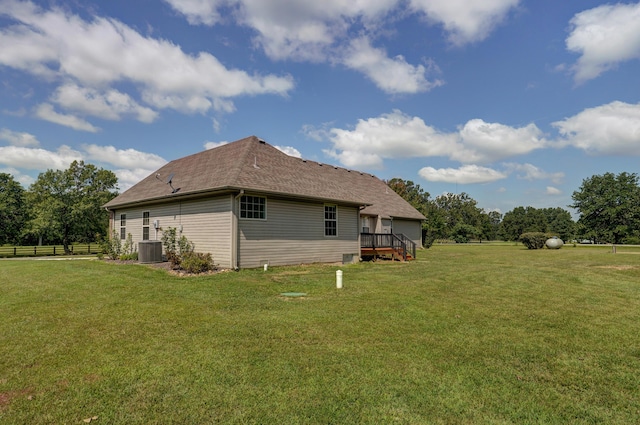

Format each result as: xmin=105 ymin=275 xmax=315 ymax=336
xmin=232 ymin=190 xmax=245 ymax=270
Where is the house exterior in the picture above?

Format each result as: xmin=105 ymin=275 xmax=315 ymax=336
xmin=103 ymin=136 xmax=425 ymax=268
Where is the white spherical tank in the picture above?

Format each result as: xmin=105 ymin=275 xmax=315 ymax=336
xmin=545 ymin=237 xmax=564 ymax=249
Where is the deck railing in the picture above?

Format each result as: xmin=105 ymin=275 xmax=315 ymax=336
xmin=360 ymin=233 xmax=416 ymax=261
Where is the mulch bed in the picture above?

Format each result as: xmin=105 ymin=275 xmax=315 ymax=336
xmin=103 ymin=259 xmax=230 ymax=277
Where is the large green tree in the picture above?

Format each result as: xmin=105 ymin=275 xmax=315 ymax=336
xmin=434 ymin=192 xmax=483 ymax=236
xmin=25 ymin=161 xmax=118 ymax=253
xmin=571 ymin=172 xmax=640 ymax=244
xmin=541 ymin=207 xmax=575 ymax=242
xmin=386 ymin=178 xmax=439 ymax=246
xmin=0 ymin=173 xmax=27 ymax=245
xmin=499 ymin=206 xmax=574 ymax=241
xmin=386 ymin=178 xmax=430 ymax=218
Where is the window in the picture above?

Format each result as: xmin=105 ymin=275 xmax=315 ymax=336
xmin=142 ymin=211 xmax=150 ymax=240
xmin=361 ymin=216 xmax=370 ymax=233
xmin=240 ymin=195 xmax=266 ymax=219
xmin=120 ymin=214 xmax=126 ymax=240
xmin=324 ymin=205 xmax=337 ymax=237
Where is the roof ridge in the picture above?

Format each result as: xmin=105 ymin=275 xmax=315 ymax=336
xmin=225 ymin=135 xmax=260 ymax=184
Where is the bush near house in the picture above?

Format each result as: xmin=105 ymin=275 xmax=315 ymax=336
xmin=161 ymin=227 xmax=216 ymax=273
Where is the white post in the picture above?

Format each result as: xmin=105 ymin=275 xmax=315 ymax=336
xmin=336 ymin=270 xmax=343 ymax=289
xmin=264 ymin=264 xmax=268 ymax=271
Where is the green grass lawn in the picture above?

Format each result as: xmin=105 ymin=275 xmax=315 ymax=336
xmin=1 ymin=245 xmax=639 ymax=424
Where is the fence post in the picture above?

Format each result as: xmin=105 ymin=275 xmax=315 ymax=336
xmin=34 ymin=246 xmax=37 ymax=255
xmin=14 ymin=247 xmax=16 ymax=256
xmin=54 ymin=246 xmax=56 ymax=256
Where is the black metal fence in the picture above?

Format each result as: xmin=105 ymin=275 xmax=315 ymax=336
xmin=0 ymin=244 xmax=100 ymax=258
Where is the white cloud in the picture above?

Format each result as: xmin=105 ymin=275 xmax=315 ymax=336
xmin=0 ymin=144 xmax=82 ymax=170
xmin=566 ymin=2 xmax=640 ymax=83
xmin=325 ymin=110 xmax=458 ymax=169
xmin=204 ymin=141 xmax=229 ymax=150
xmin=0 ymin=128 xmax=40 ymax=147
xmin=0 ymin=0 xmax=294 ymax=122
xmin=410 ymin=0 xmax=520 ymax=45
xmin=113 ymin=168 xmax=159 ymax=192
xmin=52 ymin=84 xmax=158 ymax=123
xmin=34 ymin=103 xmax=100 ymax=132
xmin=418 ymin=164 xmax=507 ymax=184
xmin=342 ymin=37 xmax=443 ymax=94
xmin=164 ymin=0 xmax=228 ymax=26
xmin=455 ymin=119 xmax=546 ymax=164
xmin=323 ymin=110 xmax=544 ymax=169
xmin=275 ymin=145 xmax=302 ymax=158
xmin=81 ymin=145 xmax=167 ymax=170
xmin=0 ymin=166 xmax=34 ymax=186
xmin=503 ymin=163 xmax=564 ymax=184
xmin=546 ymin=186 xmax=562 ymax=195
xmin=552 ymin=101 xmax=640 ymax=155
xmin=163 ymin=0 xmax=516 ymax=93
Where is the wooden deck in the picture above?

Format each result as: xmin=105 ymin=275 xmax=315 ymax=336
xmin=360 ymin=247 xmax=413 ymax=262
xmin=360 ymin=233 xmax=416 ymax=262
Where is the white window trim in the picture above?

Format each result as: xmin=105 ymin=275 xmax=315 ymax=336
xmin=120 ymin=214 xmax=126 ymax=240
xmin=239 ymin=195 xmax=267 ymax=220
xmin=142 ymin=211 xmax=150 ymax=240
xmin=324 ymin=204 xmax=338 ymax=237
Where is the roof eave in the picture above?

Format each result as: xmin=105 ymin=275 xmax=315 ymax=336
xmin=103 ymin=186 xmax=372 ymax=210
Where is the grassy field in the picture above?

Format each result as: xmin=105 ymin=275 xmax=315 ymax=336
xmin=1 ymin=245 xmax=639 ymax=424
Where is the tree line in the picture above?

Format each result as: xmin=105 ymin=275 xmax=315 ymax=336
xmin=387 ymin=171 xmax=640 ymax=246
xmin=0 ymin=161 xmax=118 ymax=254
xmin=2 ymin=162 xmax=638 ymax=251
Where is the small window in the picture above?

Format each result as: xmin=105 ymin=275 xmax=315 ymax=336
xmin=362 ymin=216 xmax=370 ymax=233
xmin=120 ymin=214 xmax=126 ymax=240
xmin=142 ymin=211 xmax=150 ymax=240
xmin=325 ymin=205 xmax=337 ymax=237
xmin=240 ymin=195 xmax=266 ymax=219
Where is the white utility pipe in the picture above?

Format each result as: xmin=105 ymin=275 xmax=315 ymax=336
xmin=336 ymin=270 xmax=343 ymax=289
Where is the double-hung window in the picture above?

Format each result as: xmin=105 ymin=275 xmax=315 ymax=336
xmin=142 ymin=211 xmax=150 ymax=240
xmin=240 ymin=195 xmax=266 ymax=219
xmin=324 ymin=205 xmax=337 ymax=237
xmin=120 ymin=214 xmax=126 ymax=240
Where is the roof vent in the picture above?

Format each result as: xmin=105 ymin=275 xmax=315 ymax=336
xmin=258 ymin=138 xmax=266 ymax=144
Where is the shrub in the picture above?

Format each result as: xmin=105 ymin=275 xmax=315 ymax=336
xmin=122 ymin=233 xmax=136 ymax=257
xmin=161 ymin=227 xmax=178 ymax=254
xmin=180 ymin=252 xmax=216 ymax=274
xmin=520 ymin=232 xmax=551 ymax=250
xmin=161 ymin=227 xmax=215 ymax=273
xmin=119 ymin=252 xmax=139 ymax=261
xmin=100 ymin=230 xmax=122 ymax=260
xmin=423 ymin=231 xmax=435 ymax=249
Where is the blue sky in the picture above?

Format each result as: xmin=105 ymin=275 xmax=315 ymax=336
xmin=1 ymin=0 xmax=639 ymax=215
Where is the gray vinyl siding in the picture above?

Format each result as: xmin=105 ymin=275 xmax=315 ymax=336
xmin=238 ymin=199 xmax=360 ymax=268
xmin=110 ymin=196 xmax=233 ymax=268
xmin=392 ymin=219 xmax=422 ymax=247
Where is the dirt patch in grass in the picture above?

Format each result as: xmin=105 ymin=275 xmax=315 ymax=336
xmin=0 ymin=388 xmax=34 ymax=411
xmin=597 ymin=265 xmax=639 ymax=270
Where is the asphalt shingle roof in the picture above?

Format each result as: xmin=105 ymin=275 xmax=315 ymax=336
xmin=104 ymin=136 xmax=425 ymax=221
